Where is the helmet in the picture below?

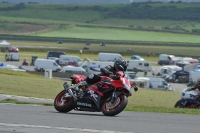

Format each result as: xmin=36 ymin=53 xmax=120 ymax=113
xmin=114 ymin=58 xmax=127 ymax=71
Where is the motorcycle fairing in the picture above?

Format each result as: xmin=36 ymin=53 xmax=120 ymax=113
xmin=74 ymin=89 xmax=102 ymax=110
xmin=73 ymin=98 xmax=98 ymax=110
xmin=178 ymin=98 xmax=197 ymax=107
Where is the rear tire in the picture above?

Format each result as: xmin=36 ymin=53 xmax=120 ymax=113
xmin=101 ymin=95 xmax=128 ymax=116
xmin=54 ymin=90 xmax=74 ymax=113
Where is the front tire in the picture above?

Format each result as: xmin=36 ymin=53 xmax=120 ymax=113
xmin=101 ymin=95 xmax=128 ymax=116
xmin=54 ymin=90 xmax=74 ymax=113
xmin=174 ymin=101 xmax=184 ymax=108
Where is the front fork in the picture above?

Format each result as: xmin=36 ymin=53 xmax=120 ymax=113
xmin=63 ymin=82 xmax=77 ymax=100
xmin=110 ymin=88 xmax=117 ymax=102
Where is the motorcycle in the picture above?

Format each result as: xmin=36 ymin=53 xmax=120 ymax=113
xmin=54 ymin=71 xmax=137 ymax=116
xmin=174 ymin=88 xmax=200 ymax=109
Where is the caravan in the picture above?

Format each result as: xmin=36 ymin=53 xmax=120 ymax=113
xmin=126 ymin=60 xmax=152 ymax=72
xmin=80 ymin=58 xmax=114 ymax=74
xmin=160 ymin=65 xmax=182 ymax=75
xmin=98 ymin=52 xmax=123 ymax=62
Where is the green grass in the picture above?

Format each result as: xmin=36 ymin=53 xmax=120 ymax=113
xmin=0 ymin=69 xmax=200 ymax=114
xmin=92 ymin=18 xmax=191 ymax=28
xmin=36 ymin=26 xmax=200 ymax=43
xmin=184 ymin=24 xmax=200 ymax=31
xmin=0 ymin=70 xmax=64 ymax=99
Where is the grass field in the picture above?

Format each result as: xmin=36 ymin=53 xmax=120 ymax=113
xmin=36 ymin=26 xmax=200 ymax=43
xmin=0 ymin=69 xmax=200 ymax=115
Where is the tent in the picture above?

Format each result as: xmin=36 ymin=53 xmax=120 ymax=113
xmin=0 ymin=40 xmax=11 ymax=46
xmin=174 ymin=70 xmax=189 ymax=83
xmin=0 ymin=63 xmax=7 ymax=68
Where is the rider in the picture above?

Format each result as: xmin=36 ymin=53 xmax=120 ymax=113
xmin=190 ymin=77 xmax=200 ymax=104
xmin=74 ymin=58 xmax=138 ymax=92
xmin=23 ymin=58 xmax=28 ymax=64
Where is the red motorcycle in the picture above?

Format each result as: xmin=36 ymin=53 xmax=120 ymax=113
xmin=54 ymin=71 xmax=137 ymax=116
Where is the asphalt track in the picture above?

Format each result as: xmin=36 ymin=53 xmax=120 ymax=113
xmin=0 ymin=103 xmax=200 ymax=133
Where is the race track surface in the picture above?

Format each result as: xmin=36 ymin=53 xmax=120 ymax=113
xmin=0 ymin=104 xmax=199 ymax=133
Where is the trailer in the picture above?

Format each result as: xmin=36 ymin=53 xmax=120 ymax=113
xmin=126 ymin=60 xmax=152 ymax=72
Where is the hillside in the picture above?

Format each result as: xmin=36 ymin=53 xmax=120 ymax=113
xmin=0 ymin=2 xmax=199 ymax=45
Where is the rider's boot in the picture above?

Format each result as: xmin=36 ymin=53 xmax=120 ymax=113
xmin=74 ymin=81 xmax=88 ymax=98
xmin=74 ymin=81 xmax=88 ymax=91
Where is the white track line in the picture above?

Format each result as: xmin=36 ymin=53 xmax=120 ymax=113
xmin=0 ymin=123 xmax=132 ymax=133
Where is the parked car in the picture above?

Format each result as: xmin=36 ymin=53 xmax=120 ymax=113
xmin=130 ymin=55 xmax=144 ymax=61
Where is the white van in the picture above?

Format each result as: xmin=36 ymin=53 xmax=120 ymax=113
xmin=34 ymin=59 xmax=61 ymax=72
xmin=98 ymin=52 xmax=123 ymax=62
xmin=158 ymin=54 xmax=175 ymax=65
xmin=61 ymin=66 xmax=86 ymax=74
xmin=126 ymin=60 xmax=152 ymax=72
xmin=149 ymin=77 xmax=173 ymax=91
xmin=59 ymin=55 xmax=81 ymax=66
xmin=5 ymin=52 xmax=20 ymax=61
xmin=80 ymin=58 xmax=114 ymax=74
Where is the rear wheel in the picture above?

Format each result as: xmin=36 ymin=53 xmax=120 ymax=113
xmin=54 ymin=90 xmax=74 ymax=113
xmin=101 ymin=95 xmax=128 ymax=116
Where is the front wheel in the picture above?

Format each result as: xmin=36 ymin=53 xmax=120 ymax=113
xmin=174 ymin=101 xmax=184 ymax=108
xmin=101 ymin=95 xmax=128 ymax=116
xmin=54 ymin=90 xmax=74 ymax=113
